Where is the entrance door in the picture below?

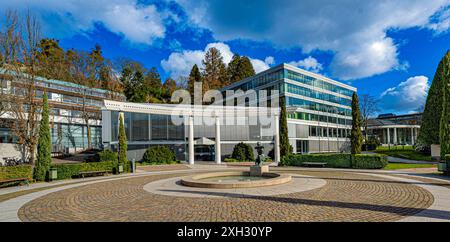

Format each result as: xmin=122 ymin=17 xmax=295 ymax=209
xmin=194 ymin=145 xmax=214 ymax=161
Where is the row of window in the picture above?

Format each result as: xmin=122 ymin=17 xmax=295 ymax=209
xmin=288 ymin=112 xmax=352 ymax=125
xmin=232 ymin=70 xmax=284 ymax=91
xmin=286 ymin=70 xmax=354 ymax=97
xmin=110 ymin=112 xmax=185 ymax=142
xmin=286 ymin=83 xmax=352 ymax=106
xmin=286 ymin=97 xmax=352 ymax=117
xmin=309 ymin=126 xmax=351 ymax=138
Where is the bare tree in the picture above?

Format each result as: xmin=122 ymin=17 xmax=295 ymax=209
xmin=360 ymin=94 xmax=379 ymax=142
xmin=67 ymin=50 xmax=98 ymax=150
xmin=1 ymin=11 xmax=43 ymax=163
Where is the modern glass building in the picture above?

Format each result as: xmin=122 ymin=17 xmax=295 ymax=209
xmin=101 ymin=101 xmax=280 ymax=164
xmin=0 ymin=68 xmax=125 ymax=161
xmin=221 ymin=63 xmax=356 ymax=154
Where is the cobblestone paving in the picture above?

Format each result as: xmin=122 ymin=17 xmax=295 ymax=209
xmin=17 ymin=170 xmax=434 ymax=222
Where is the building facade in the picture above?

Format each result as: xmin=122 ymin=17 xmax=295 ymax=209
xmin=220 ymin=63 xmax=356 ymax=154
xmin=0 ymin=69 xmax=125 ymax=162
xmin=366 ymin=113 xmax=422 ymax=146
xmin=101 ymin=100 xmax=280 ymax=164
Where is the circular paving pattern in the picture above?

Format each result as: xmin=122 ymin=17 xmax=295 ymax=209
xmin=17 ymin=170 xmax=435 ymax=222
xmin=143 ymin=174 xmax=326 ymax=198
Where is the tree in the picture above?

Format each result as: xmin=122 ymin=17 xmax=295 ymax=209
xmin=360 ymin=94 xmax=379 ymax=142
xmin=418 ymin=51 xmax=450 ymax=146
xmin=120 ymin=62 xmax=149 ymax=103
xmin=162 ymin=78 xmax=177 ymax=102
xmin=34 ymin=92 xmax=51 ymax=181
xmin=227 ymin=54 xmax=256 ymax=84
xmin=239 ymin=56 xmax=256 ymax=79
xmin=202 ymin=47 xmax=228 ymax=91
xmin=440 ymin=53 xmax=450 ymax=159
xmin=279 ymin=97 xmax=292 ymax=157
xmin=2 ymin=11 xmax=43 ymax=164
xmin=36 ymin=38 xmax=66 ymax=80
xmin=351 ymin=92 xmax=363 ymax=154
xmin=188 ymin=64 xmax=202 ymax=102
xmin=66 ymin=50 xmax=97 ymax=149
xmin=144 ymin=67 xmax=163 ymax=102
xmin=118 ymin=113 xmax=128 ymax=169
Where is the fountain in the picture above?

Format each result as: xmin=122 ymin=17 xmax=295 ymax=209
xmin=181 ymin=142 xmax=291 ymax=189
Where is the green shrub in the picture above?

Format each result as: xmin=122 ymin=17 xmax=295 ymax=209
xmin=280 ymin=153 xmax=388 ymax=169
xmin=281 ymin=153 xmax=351 ymax=168
xmin=142 ymin=146 xmax=177 ymax=164
xmin=232 ymin=142 xmax=254 ymax=161
xmin=352 ymin=154 xmax=388 ymax=169
xmin=0 ymin=165 xmax=33 ymax=180
xmin=86 ymin=150 xmax=118 ymax=163
xmin=51 ymin=161 xmax=117 ymax=180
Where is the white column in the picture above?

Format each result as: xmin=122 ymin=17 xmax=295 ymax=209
xmin=411 ymin=127 xmax=415 ymax=145
xmin=387 ymin=128 xmax=390 ymax=145
xmin=188 ymin=115 xmax=194 ymax=165
xmin=215 ymin=116 xmax=221 ymax=164
xmin=274 ymin=114 xmax=281 ymax=164
xmin=394 ymin=127 xmax=397 ymax=145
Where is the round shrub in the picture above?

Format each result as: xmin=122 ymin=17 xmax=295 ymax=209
xmin=142 ymin=146 xmax=176 ymax=164
xmin=231 ymin=142 xmax=254 ymax=161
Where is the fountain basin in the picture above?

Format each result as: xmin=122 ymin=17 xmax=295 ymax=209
xmin=180 ymin=171 xmax=291 ymax=189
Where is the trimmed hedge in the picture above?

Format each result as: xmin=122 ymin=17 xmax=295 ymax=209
xmin=352 ymin=154 xmax=388 ymax=169
xmin=85 ymin=150 xmax=118 ymax=163
xmin=51 ymin=161 xmax=117 ymax=180
xmin=142 ymin=146 xmax=177 ymax=164
xmin=0 ymin=165 xmax=33 ymax=180
xmin=280 ymin=153 xmax=387 ymax=169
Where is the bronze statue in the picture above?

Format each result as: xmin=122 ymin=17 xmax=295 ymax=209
xmin=255 ymin=142 xmax=265 ymax=167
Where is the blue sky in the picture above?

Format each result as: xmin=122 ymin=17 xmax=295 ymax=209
xmin=1 ymin=0 xmax=450 ymax=115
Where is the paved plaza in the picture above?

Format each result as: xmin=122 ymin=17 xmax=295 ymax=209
xmin=1 ymin=165 xmax=450 ymax=222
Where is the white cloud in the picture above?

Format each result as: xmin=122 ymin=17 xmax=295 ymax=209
xmin=175 ymin=0 xmax=450 ymax=80
xmin=427 ymin=6 xmax=450 ymax=34
xmin=264 ymin=56 xmax=275 ymax=66
xmin=0 ymin=0 xmax=167 ymax=45
xmin=380 ymin=76 xmax=430 ymax=112
xmin=161 ymin=42 xmax=271 ymax=79
xmin=288 ymin=56 xmax=323 ymax=73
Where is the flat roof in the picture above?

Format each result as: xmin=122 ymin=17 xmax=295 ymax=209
xmin=221 ymin=63 xmax=357 ymax=92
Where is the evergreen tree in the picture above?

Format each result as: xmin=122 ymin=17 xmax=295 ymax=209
xmin=419 ymin=51 xmax=450 ymax=146
xmin=227 ymin=54 xmax=242 ymax=84
xmin=351 ymin=92 xmax=363 ymax=154
xmin=34 ymin=92 xmax=52 ymax=181
xmin=227 ymin=54 xmax=256 ymax=84
xmin=239 ymin=56 xmax=256 ymax=78
xmin=202 ymin=47 xmax=228 ymax=91
xmin=279 ymin=97 xmax=292 ymax=158
xmin=440 ymin=54 xmax=450 ymax=159
xmin=188 ymin=64 xmax=202 ymax=103
xmin=145 ymin=67 xmax=163 ymax=102
xmin=118 ymin=113 xmax=128 ymax=170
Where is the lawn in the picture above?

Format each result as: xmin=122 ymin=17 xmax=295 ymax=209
xmin=383 ymin=163 xmax=437 ymax=170
xmin=374 ymin=145 xmax=432 ymax=161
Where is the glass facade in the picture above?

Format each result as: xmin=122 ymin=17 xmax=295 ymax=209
xmin=220 ymin=64 xmax=356 ymax=154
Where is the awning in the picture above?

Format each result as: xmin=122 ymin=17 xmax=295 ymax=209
xmin=194 ymin=137 xmax=215 ymax=145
